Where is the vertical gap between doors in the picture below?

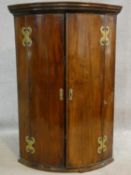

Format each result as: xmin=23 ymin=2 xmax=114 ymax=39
xmin=64 ymin=12 xmax=67 ymax=168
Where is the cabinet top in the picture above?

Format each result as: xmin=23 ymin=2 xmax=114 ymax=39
xmin=8 ymin=2 xmax=122 ymax=16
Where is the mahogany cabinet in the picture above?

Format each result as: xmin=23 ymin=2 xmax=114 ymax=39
xmin=8 ymin=2 xmax=122 ymax=172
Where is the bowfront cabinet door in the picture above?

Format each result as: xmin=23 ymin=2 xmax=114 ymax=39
xmin=15 ymin=14 xmax=65 ymax=167
xmin=66 ymin=14 xmax=106 ymax=168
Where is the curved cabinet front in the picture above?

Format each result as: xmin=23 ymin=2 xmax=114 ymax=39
xmin=8 ymin=2 xmax=122 ymax=172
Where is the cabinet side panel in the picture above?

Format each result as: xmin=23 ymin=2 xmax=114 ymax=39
xmin=102 ymin=15 xmax=116 ymax=160
xmin=15 ymin=16 xmax=30 ymax=161
xmin=66 ymin=14 xmax=105 ymax=167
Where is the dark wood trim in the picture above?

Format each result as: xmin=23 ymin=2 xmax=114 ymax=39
xmin=8 ymin=2 xmax=122 ymax=16
xmin=19 ymin=157 xmax=114 ymax=172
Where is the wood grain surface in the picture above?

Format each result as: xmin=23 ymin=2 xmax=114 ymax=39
xmin=15 ymin=14 xmax=65 ymax=167
xmin=66 ymin=13 xmax=105 ymax=167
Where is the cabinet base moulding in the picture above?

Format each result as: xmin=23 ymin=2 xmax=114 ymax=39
xmin=19 ymin=157 xmax=114 ymax=173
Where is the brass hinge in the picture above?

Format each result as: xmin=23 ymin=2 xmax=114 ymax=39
xmin=100 ymin=26 xmax=110 ymax=46
xmin=21 ymin=27 xmax=32 ymax=47
xmin=97 ymin=135 xmax=108 ymax=154
xmin=25 ymin=136 xmax=35 ymax=154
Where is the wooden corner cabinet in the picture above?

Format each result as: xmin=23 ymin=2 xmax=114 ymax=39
xmin=8 ymin=2 xmax=122 ymax=172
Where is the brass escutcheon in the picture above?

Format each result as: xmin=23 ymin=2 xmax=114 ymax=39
xmin=69 ymin=89 xmax=73 ymax=101
xmin=59 ymin=88 xmax=64 ymax=101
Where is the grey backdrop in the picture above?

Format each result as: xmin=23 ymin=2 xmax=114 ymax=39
xmin=0 ymin=0 xmax=131 ymax=175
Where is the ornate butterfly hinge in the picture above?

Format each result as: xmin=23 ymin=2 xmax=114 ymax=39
xmin=25 ymin=136 xmax=35 ymax=154
xmin=100 ymin=26 xmax=110 ymax=46
xmin=97 ymin=135 xmax=108 ymax=154
xmin=21 ymin=27 xmax=32 ymax=47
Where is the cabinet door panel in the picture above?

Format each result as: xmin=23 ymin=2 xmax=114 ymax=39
xmin=15 ymin=14 xmax=65 ymax=167
xmin=66 ymin=14 xmax=104 ymax=167
xmin=102 ymin=15 xmax=116 ymax=160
